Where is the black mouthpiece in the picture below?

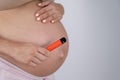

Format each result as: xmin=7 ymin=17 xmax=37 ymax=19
xmin=60 ymin=37 xmax=67 ymax=44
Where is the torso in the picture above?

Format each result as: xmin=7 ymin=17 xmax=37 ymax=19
xmin=0 ymin=0 xmax=32 ymax=10
xmin=0 ymin=0 xmax=67 ymax=45
xmin=0 ymin=0 xmax=68 ymax=77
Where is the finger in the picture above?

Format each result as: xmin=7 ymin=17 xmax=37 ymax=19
xmin=32 ymin=57 xmax=42 ymax=64
xmin=38 ymin=0 xmax=53 ymax=7
xmin=36 ymin=6 xmax=52 ymax=17
xmin=46 ymin=14 xmax=54 ymax=22
xmin=38 ymin=10 xmax=54 ymax=23
xmin=29 ymin=61 xmax=37 ymax=67
xmin=48 ymin=14 xmax=58 ymax=23
xmin=50 ymin=16 xmax=62 ymax=23
xmin=37 ymin=47 xmax=48 ymax=55
xmin=35 ymin=52 xmax=47 ymax=61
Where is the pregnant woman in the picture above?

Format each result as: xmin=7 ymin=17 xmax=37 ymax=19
xmin=0 ymin=0 xmax=69 ymax=80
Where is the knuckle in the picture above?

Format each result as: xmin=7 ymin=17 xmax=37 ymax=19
xmin=59 ymin=53 xmax=65 ymax=59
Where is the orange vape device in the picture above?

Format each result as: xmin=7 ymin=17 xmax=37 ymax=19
xmin=46 ymin=37 xmax=66 ymax=51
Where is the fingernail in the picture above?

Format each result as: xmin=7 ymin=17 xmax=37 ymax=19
xmin=37 ymin=17 xmax=40 ymax=21
xmin=38 ymin=3 xmax=42 ymax=6
xmin=51 ymin=20 xmax=55 ymax=23
xmin=35 ymin=13 xmax=39 ymax=17
xmin=42 ymin=19 xmax=46 ymax=23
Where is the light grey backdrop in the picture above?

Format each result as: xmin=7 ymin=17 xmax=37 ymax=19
xmin=54 ymin=0 xmax=120 ymax=80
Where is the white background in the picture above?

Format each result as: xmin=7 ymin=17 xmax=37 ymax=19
xmin=54 ymin=0 xmax=120 ymax=80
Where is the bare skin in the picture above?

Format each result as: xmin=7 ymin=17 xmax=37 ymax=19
xmin=0 ymin=0 xmax=64 ymax=23
xmin=0 ymin=0 xmax=32 ymax=10
xmin=35 ymin=0 xmax=64 ymax=23
xmin=0 ymin=0 xmax=69 ymax=77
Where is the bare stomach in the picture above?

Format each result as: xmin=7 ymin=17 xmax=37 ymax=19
xmin=0 ymin=1 xmax=69 ymax=77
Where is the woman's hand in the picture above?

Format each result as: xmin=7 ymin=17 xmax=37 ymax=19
xmin=35 ymin=1 xmax=64 ymax=23
xmin=11 ymin=42 xmax=49 ymax=67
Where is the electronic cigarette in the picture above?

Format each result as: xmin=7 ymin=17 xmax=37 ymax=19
xmin=46 ymin=37 xmax=66 ymax=51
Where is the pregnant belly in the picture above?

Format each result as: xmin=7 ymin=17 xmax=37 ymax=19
xmin=1 ymin=21 xmax=67 ymax=47
xmin=0 ymin=1 xmax=67 ymax=47
xmin=0 ymin=1 xmax=69 ymax=77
